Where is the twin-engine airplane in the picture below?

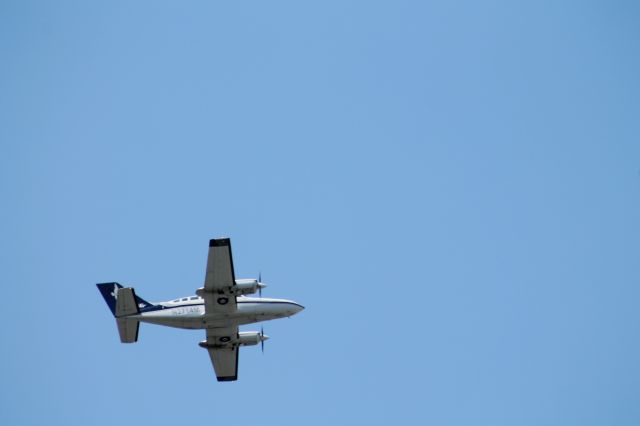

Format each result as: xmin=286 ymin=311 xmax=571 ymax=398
xmin=96 ymin=238 xmax=304 ymax=382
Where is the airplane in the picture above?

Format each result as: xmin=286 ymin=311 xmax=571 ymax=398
xmin=96 ymin=237 xmax=304 ymax=382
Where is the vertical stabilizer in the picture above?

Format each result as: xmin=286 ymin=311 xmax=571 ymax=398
xmin=96 ymin=282 xmax=122 ymax=316
xmin=96 ymin=282 xmax=154 ymax=316
xmin=97 ymin=284 xmax=143 ymax=343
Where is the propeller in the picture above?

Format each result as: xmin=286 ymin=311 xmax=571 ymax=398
xmin=257 ymin=272 xmax=267 ymax=297
xmin=260 ymin=326 xmax=266 ymax=353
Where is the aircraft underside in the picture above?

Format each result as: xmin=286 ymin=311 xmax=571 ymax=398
xmin=130 ymin=299 xmax=301 ymax=330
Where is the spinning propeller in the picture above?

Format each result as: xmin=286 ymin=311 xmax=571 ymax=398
xmin=258 ymin=272 xmax=266 ymax=297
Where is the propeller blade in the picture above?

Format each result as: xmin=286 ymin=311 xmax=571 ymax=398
xmin=258 ymin=272 xmax=262 ymax=297
xmin=261 ymin=327 xmax=265 ymax=354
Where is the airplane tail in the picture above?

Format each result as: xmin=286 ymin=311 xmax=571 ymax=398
xmin=96 ymin=282 xmax=153 ymax=316
xmin=96 ymin=282 xmax=152 ymax=344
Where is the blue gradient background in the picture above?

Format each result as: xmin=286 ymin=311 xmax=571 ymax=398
xmin=1 ymin=1 xmax=640 ymax=425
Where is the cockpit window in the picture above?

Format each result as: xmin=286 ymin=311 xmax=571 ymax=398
xmin=181 ymin=298 xmax=188 ymax=301
xmin=190 ymin=296 xmax=198 ymax=300
xmin=173 ymin=299 xmax=179 ymax=302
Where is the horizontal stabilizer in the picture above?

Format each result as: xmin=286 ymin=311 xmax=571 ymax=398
xmin=117 ymin=318 xmax=139 ymax=343
xmin=115 ymin=287 xmax=140 ymax=317
xmin=114 ymin=288 xmax=140 ymax=343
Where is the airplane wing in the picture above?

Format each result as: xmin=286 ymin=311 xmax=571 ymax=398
xmin=202 ymin=238 xmax=237 ymax=313
xmin=202 ymin=239 xmax=240 ymax=381
xmin=205 ymin=327 xmax=239 ymax=381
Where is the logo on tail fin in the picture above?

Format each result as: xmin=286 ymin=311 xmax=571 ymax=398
xmin=98 ymin=282 xmax=152 ymax=315
xmin=110 ymin=285 xmax=145 ymax=307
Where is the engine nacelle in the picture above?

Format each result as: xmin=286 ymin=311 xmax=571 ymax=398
xmin=194 ymin=279 xmax=266 ymax=298
xmin=233 ymin=279 xmax=266 ymax=296
xmin=237 ymin=331 xmax=269 ymax=347
xmin=199 ymin=331 xmax=268 ymax=349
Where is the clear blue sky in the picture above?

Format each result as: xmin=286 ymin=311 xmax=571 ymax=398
xmin=2 ymin=1 xmax=640 ymax=425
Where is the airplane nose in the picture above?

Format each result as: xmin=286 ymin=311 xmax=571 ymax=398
xmin=292 ymin=303 xmax=304 ymax=315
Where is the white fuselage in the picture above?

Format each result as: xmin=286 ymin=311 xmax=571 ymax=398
xmin=129 ymin=296 xmax=304 ymax=330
